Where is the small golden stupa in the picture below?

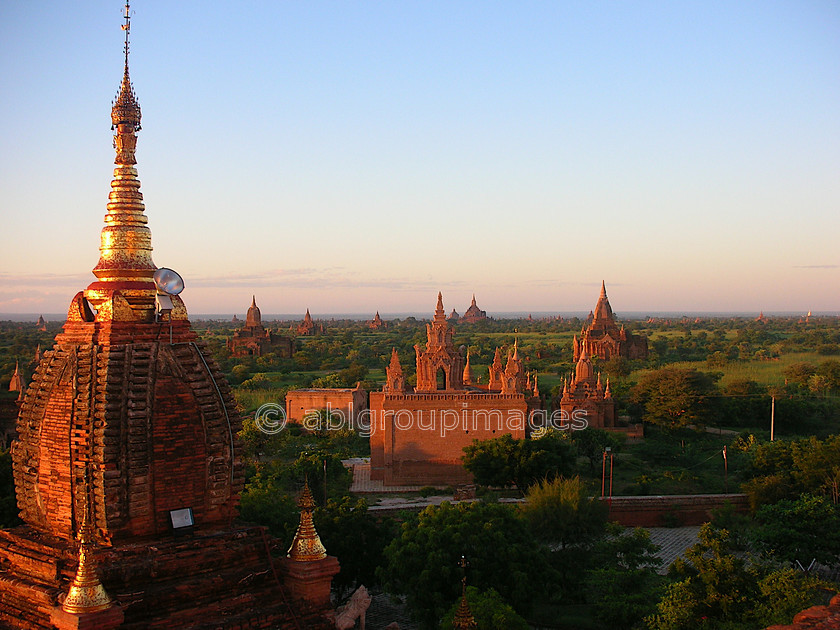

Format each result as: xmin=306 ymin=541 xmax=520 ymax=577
xmin=61 ymin=487 xmax=115 ymax=615
xmin=287 ymin=481 xmax=327 ymax=562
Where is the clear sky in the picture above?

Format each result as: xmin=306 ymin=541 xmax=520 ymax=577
xmin=1 ymin=1 xmax=838 ymax=317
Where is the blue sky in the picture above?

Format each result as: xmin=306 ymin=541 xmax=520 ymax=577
xmin=1 ymin=1 xmax=838 ymax=316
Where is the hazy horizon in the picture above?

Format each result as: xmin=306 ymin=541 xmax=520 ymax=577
xmin=3 ymin=309 xmax=835 ymax=325
xmin=2 ymin=2 xmax=838 ymax=314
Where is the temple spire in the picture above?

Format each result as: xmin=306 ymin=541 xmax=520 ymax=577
xmin=600 ymin=279 xmax=607 ymax=299
xmin=434 ymin=292 xmax=446 ymax=321
xmin=462 ymin=349 xmax=473 ymax=385
xmin=453 ymin=556 xmax=477 ymax=629
xmin=8 ymin=361 xmax=23 ymax=393
xmin=84 ymin=0 xmax=156 ymax=317
xmin=287 ymin=482 xmax=327 ymax=562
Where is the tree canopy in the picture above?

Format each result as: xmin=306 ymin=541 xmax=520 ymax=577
xmin=377 ymin=501 xmax=554 ymax=628
xmin=646 ymin=524 xmax=829 ymax=630
xmin=630 ymin=367 xmax=718 ymax=429
xmin=461 ymin=432 xmax=576 ymax=495
xmin=519 ymin=476 xmax=607 ymax=548
xmin=752 ymin=494 xmax=840 ymax=565
xmin=440 ymin=586 xmax=529 ymax=630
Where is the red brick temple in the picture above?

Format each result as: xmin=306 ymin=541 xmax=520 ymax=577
xmin=296 ymin=309 xmax=324 ymax=336
xmin=368 ymin=311 xmax=386 ymax=330
xmin=227 ymin=296 xmax=294 ymax=358
xmin=557 ymin=352 xmax=616 ymax=429
xmin=0 ymin=7 xmax=337 ymax=628
xmin=573 ymin=281 xmax=648 ymax=361
xmin=369 ymin=294 xmax=539 ymax=485
xmin=459 ymin=295 xmax=487 ymax=323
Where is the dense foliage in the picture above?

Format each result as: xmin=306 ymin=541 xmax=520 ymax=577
xmin=586 ymin=524 xmax=664 ymax=628
xmin=519 ymin=476 xmax=607 ymax=548
xmin=646 ymin=524 xmax=830 ymax=630
xmin=378 ymin=501 xmax=555 ymax=628
xmin=630 ymin=367 xmax=718 ymax=428
xmin=461 ymin=432 xmax=576 ymax=495
xmin=440 ymin=586 xmax=529 ymax=630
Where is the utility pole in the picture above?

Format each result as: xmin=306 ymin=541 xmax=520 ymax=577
xmin=601 ymin=447 xmax=614 ymax=505
xmin=770 ymin=396 xmax=775 ymax=441
xmin=723 ymin=446 xmax=728 ymax=493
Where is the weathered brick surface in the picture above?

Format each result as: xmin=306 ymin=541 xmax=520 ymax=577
xmin=12 ymin=321 xmax=242 ymax=543
xmin=369 ymin=392 xmax=529 ymax=485
xmin=603 ymin=493 xmax=749 ymax=527
xmin=0 ymin=525 xmax=334 ymax=630
xmin=1 ymin=314 xmax=332 ymax=629
xmin=765 ymin=593 xmax=840 ymax=629
xmin=285 ymin=387 xmax=367 ymax=425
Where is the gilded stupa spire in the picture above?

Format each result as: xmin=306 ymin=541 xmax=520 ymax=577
xmin=84 ymin=0 xmax=157 ymax=317
xmin=287 ymin=482 xmax=327 ymax=562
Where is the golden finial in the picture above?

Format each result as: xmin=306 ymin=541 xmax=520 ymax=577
xmin=287 ymin=481 xmax=327 ymax=562
xmin=112 ymin=1 xmax=141 ymax=135
xmin=85 ymin=0 xmax=156 ymax=317
xmin=122 ymin=1 xmax=131 ymax=67
xmin=61 ymin=470 xmax=115 ymax=614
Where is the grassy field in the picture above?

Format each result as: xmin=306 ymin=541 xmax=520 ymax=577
xmin=630 ymin=352 xmax=824 ymax=387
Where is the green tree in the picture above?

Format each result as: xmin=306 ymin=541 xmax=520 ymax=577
xmin=748 ymin=567 xmax=831 ymax=628
xmin=816 ymin=359 xmax=840 ymax=391
xmin=461 ymin=433 xmax=576 ymax=496
xmin=752 ymin=494 xmax=840 ymax=565
xmin=571 ymin=428 xmax=624 ymax=473
xmin=646 ymin=525 xmax=757 ymax=629
xmin=630 ymin=367 xmax=718 ymax=429
xmin=742 ymin=435 xmax=840 ymax=508
xmin=310 ymin=373 xmax=345 ymax=388
xmin=586 ymin=524 xmax=663 ymax=629
xmin=782 ymin=362 xmax=817 ymax=388
xmin=315 ymin=496 xmax=393 ymax=599
xmin=519 ymin=476 xmax=607 ymax=548
xmin=291 ymin=452 xmax=352 ymax=505
xmin=237 ymin=464 xmax=299 ymax=541
xmin=378 ymin=501 xmax=554 ymax=628
xmin=440 ymin=586 xmax=529 ymax=630
xmin=646 ymin=524 xmax=829 ymax=630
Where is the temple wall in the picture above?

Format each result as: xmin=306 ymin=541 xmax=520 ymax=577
xmin=369 ymin=392 xmax=528 ymax=485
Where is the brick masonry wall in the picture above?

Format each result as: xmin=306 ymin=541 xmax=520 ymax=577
xmin=13 ymin=321 xmax=243 ymax=543
xmin=285 ymin=388 xmax=367 ymax=424
xmin=369 ymin=391 xmax=528 ymax=485
xmin=603 ymin=493 xmax=750 ymax=527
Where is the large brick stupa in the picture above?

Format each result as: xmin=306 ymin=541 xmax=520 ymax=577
xmin=0 ymin=5 xmax=337 ymax=628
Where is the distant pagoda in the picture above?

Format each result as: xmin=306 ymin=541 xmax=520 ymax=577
xmin=573 ymin=281 xmax=648 ymax=361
